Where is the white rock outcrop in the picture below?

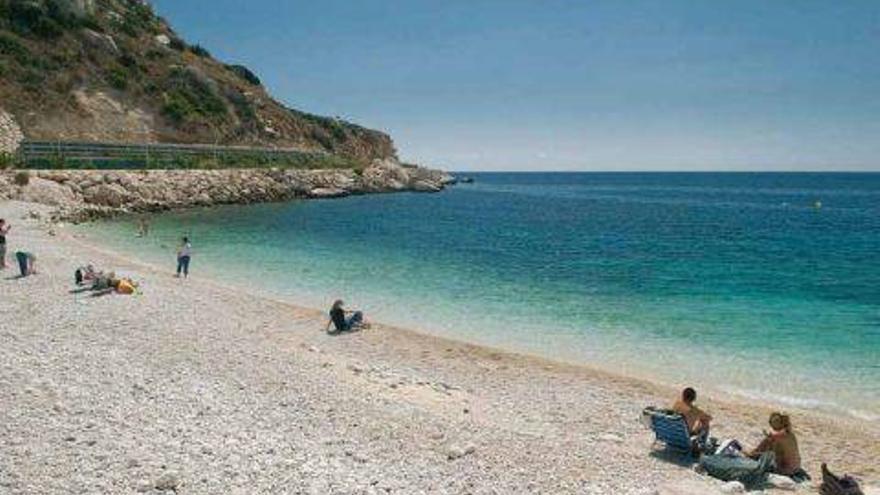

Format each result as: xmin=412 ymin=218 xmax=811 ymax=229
xmin=0 ymin=159 xmax=454 ymax=222
xmin=0 ymin=108 xmax=24 ymax=155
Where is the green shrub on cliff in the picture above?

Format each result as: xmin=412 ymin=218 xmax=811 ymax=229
xmin=189 ymin=44 xmax=210 ymax=58
xmin=161 ymin=67 xmax=228 ymax=124
xmin=225 ymin=64 xmax=261 ymax=86
xmin=107 ymin=67 xmax=128 ymax=90
xmin=0 ymin=30 xmax=27 ymax=59
xmin=0 ymin=152 xmax=17 ymax=169
xmin=2 ymin=0 xmax=92 ymax=39
xmin=14 ymin=170 xmax=30 ymax=186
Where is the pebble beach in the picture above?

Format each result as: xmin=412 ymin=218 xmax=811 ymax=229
xmin=1 ymin=200 xmax=878 ymax=495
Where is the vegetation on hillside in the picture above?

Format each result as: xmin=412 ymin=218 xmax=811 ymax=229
xmin=0 ymin=0 xmax=397 ymax=166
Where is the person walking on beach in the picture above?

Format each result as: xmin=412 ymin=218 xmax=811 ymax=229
xmin=0 ymin=219 xmax=9 ymax=269
xmin=326 ymin=299 xmax=365 ymax=333
xmin=672 ymin=387 xmax=713 ymax=437
xmin=176 ymin=236 xmax=192 ymax=278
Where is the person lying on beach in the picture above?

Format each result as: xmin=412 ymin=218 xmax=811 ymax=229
xmin=672 ymin=387 xmax=713 ymax=436
xmin=70 ymin=271 xmax=116 ymax=294
xmin=75 ymin=264 xmax=101 ymax=286
xmin=14 ymin=251 xmax=36 ymax=277
xmin=746 ymin=412 xmax=809 ymax=482
xmin=89 ymin=277 xmax=139 ymax=297
xmin=325 ymin=299 xmax=365 ymax=333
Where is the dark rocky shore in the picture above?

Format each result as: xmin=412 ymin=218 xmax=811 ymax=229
xmin=0 ymin=159 xmax=455 ymax=222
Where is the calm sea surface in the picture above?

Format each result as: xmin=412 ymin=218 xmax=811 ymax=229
xmin=80 ymin=173 xmax=880 ymax=420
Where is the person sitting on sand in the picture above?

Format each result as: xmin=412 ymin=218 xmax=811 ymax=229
xmin=672 ymin=387 xmax=713 ymax=437
xmin=325 ymin=299 xmax=365 ymax=333
xmin=14 ymin=251 xmax=36 ymax=277
xmin=746 ymin=412 xmax=809 ymax=481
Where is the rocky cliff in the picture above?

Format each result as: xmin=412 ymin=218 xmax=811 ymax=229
xmin=0 ymin=159 xmax=456 ymax=222
xmin=0 ymin=0 xmax=396 ymax=164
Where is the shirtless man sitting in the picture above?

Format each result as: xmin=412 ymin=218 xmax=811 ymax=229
xmin=672 ymin=387 xmax=713 ymax=436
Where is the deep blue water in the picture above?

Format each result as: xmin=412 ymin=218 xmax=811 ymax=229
xmin=82 ymin=173 xmax=880 ymax=420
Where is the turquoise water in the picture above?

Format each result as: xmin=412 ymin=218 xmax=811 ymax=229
xmin=80 ymin=173 xmax=880 ymax=421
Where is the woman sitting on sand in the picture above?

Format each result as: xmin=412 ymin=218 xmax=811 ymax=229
xmin=326 ymin=300 xmax=365 ymax=333
xmin=746 ymin=412 xmax=809 ymax=481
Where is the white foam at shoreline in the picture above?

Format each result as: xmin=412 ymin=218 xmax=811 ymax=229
xmin=720 ymin=385 xmax=880 ymax=422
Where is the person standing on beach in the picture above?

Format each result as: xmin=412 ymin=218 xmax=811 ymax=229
xmin=176 ymin=237 xmax=192 ymax=278
xmin=0 ymin=219 xmax=9 ymax=269
xmin=137 ymin=218 xmax=150 ymax=237
xmin=14 ymin=251 xmax=36 ymax=277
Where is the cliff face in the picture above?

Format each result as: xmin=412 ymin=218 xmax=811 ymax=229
xmin=0 ymin=0 xmax=396 ymax=164
xmin=0 ymin=160 xmax=456 ymax=222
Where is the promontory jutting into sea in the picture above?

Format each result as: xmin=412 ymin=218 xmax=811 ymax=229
xmin=1 ymin=0 xmax=878 ymax=493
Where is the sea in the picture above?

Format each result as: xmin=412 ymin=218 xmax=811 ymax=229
xmin=79 ymin=172 xmax=880 ymax=421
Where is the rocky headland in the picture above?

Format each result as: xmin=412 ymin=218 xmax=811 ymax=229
xmin=0 ymin=159 xmax=455 ymax=223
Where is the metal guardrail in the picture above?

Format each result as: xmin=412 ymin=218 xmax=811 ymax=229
xmin=18 ymin=140 xmax=325 ymax=163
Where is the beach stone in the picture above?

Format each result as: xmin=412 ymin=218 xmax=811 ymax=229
xmin=83 ymin=183 xmax=132 ymax=208
xmin=446 ymin=444 xmax=476 ymax=460
xmin=766 ymin=474 xmax=797 ymax=490
xmin=862 ymin=486 xmax=880 ymax=495
xmin=18 ymin=178 xmax=77 ymax=207
xmin=657 ymin=479 xmax=716 ymax=495
xmin=598 ymin=433 xmax=623 ymax=443
xmin=154 ymin=471 xmax=180 ymax=491
xmin=720 ymin=481 xmax=745 ymax=493
xmin=309 ymin=187 xmax=347 ymax=198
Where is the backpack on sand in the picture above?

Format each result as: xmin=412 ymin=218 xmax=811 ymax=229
xmin=821 ymin=463 xmax=864 ymax=495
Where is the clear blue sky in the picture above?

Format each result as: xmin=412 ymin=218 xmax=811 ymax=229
xmin=152 ymin=0 xmax=880 ymax=171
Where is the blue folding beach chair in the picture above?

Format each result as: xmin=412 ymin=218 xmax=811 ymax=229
xmin=643 ymin=407 xmax=701 ymax=457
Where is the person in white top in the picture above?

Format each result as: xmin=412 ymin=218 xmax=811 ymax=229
xmin=176 ymin=236 xmax=192 ymax=278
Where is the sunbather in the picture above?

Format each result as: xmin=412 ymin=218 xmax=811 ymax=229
xmin=89 ymin=277 xmax=139 ymax=297
xmin=75 ymin=264 xmax=101 ymax=286
xmin=325 ymin=299 xmax=365 ymax=333
xmin=672 ymin=387 xmax=713 ymax=437
xmin=746 ymin=412 xmax=809 ymax=481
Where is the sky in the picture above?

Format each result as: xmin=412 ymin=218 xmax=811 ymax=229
xmin=151 ymin=0 xmax=880 ymax=171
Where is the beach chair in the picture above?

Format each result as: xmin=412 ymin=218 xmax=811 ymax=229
xmin=643 ymin=407 xmax=701 ymax=457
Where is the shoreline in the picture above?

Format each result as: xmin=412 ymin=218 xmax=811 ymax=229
xmin=67 ymin=218 xmax=876 ymax=436
xmin=2 ymin=199 xmax=878 ymax=493
xmin=75 ymin=201 xmax=880 ymax=428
